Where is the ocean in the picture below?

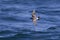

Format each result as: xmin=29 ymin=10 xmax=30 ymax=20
xmin=0 ymin=0 xmax=60 ymax=40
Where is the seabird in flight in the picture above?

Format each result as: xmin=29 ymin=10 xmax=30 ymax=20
xmin=31 ymin=9 xmax=40 ymax=26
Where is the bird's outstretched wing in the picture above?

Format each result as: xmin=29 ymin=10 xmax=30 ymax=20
xmin=32 ymin=10 xmax=37 ymax=26
xmin=33 ymin=19 xmax=37 ymax=26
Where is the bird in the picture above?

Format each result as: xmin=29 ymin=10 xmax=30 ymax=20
xmin=31 ymin=9 xmax=40 ymax=26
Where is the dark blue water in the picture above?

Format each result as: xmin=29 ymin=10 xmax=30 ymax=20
xmin=0 ymin=0 xmax=60 ymax=40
